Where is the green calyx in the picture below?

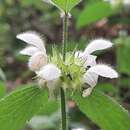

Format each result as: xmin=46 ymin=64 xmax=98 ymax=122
xmin=49 ymin=48 xmax=86 ymax=91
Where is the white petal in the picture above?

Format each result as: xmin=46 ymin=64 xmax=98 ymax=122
xmin=84 ymin=39 xmax=113 ymax=55
xmin=87 ymin=64 xmax=118 ymax=78
xmin=38 ymin=64 xmax=61 ymax=81
xmin=28 ymin=52 xmax=48 ymax=71
xmin=20 ymin=46 xmax=39 ymax=56
xmin=84 ymin=55 xmax=97 ymax=67
xmin=83 ymin=72 xmax=98 ymax=87
xmin=17 ymin=31 xmax=46 ymax=53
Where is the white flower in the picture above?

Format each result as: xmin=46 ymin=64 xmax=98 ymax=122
xmin=75 ymin=39 xmax=118 ymax=97
xmin=38 ymin=64 xmax=61 ymax=81
xmin=17 ymin=31 xmax=62 ymax=96
xmin=17 ymin=31 xmax=47 ymax=71
xmin=83 ymin=64 xmax=118 ymax=97
xmin=75 ymin=39 xmax=112 ymax=67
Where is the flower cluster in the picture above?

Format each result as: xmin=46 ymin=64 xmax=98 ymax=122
xmin=17 ymin=32 xmax=118 ymax=97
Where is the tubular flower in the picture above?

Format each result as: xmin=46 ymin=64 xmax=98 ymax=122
xmin=17 ymin=32 xmax=61 ymax=93
xmin=75 ymin=39 xmax=118 ymax=97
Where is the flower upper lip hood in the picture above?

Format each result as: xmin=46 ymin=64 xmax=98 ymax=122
xmin=75 ymin=39 xmax=112 ymax=67
xmin=16 ymin=31 xmax=46 ymax=56
xmin=83 ymin=39 xmax=112 ymax=56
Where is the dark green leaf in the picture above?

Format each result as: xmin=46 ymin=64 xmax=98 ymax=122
xmin=72 ymin=89 xmax=130 ymax=130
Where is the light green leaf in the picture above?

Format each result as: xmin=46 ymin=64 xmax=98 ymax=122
xmin=77 ymin=2 xmax=117 ymax=28
xmin=52 ymin=0 xmax=81 ymax=13
xmin=72 ymin=89 xmax=130 ymax=130
xmin=0 ymin=85 xmax=59 ymax=130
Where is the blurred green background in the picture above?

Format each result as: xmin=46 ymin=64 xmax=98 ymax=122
xmin=0 ymin=0 xmax=130 ymax=130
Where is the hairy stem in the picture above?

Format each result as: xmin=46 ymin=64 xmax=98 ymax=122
xmin=62 ymin=13 xmax=68 ymax=61
xmin=60 ymin=13 xmax=69 ymax=130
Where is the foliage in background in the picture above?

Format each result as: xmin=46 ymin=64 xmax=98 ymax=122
xmin=0 ymin=0 xmax=130 ymax=130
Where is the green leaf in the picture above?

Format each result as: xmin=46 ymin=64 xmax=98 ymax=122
xmin=116 ymin=37 xmax=130 ymax=75
xmin=52 ymin=0 xmax=81 ymax=13
xmin=77 ymin=2 xmax=117 ymax=28
xmin=72 ymin=89 xmax=130 ymax=130
xmin=0 ymin=85 xmax=59 ymax=130
xmin=38 ymin=99 xmax=59 ymax=116
xmin=97 ymin=83 xmax=118 ymax=95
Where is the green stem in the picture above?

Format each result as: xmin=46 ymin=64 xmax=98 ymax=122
xmin=62 ymin=13 xmax=68 ymax=61
xmin=60 ymin=88 xmax=67 ymax=130
xmin=60 ymin=13 xmax=68 ymax=130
